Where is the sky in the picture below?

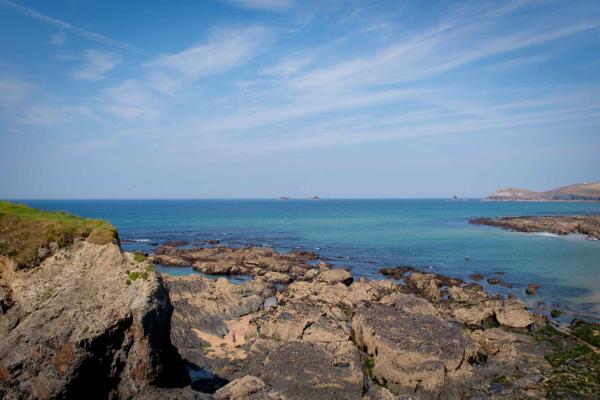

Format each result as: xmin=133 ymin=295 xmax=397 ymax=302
xmin=1 ymin=0 xmax=599 ymax=199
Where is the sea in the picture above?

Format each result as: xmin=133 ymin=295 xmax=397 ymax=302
xmin=17 ymin=199 xmax=600 ymax=322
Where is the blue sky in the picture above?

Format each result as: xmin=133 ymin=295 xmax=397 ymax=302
xmin=1 ymin=0 xmax=599 ymax=198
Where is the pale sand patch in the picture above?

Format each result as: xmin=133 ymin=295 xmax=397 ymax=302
xmin=193 ymin=314 xmax=256 ymax=359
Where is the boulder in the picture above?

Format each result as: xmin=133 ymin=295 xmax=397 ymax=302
xmin=259 ymin=298 xmax=351 ymax=342
xmin=494 ymin=299 xmax=533 ymax=328
xmin=525 ymin=283 xmax=539 ymax=295
xmin=257 ymin=340 xmax=364 ymax=400
xmin=352 ymin=293 xmax=477 ymax=399
xmin=316 ymin=268 xmax=353 ymax=285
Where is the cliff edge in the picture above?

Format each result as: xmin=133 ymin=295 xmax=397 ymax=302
xmin=0 ymin=201 xmax=189 ymax=399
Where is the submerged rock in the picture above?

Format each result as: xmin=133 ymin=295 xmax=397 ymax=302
xmin=379 ymin=265 xmax=415 ymax=279
xmin=525 ymin=283 xmax=540 ymax=295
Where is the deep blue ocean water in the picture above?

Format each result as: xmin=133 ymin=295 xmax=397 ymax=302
xmin=17 ymin=199 xmax=600 ymax=321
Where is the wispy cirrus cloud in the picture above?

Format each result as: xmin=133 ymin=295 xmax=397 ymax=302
xmin=223 ymin=0 xmax=292 ymax=12
xmin=71 ymin=49 xmax=121 ymax=81
xmin=146 ymin=26 xmax=269 ymax=81
xmin=101 ymin=80 xmax=160 ymax=122
xmin=0 ymin=0 xmax=144 ymax=55
xmin=50 ymin=30 xmax=67 ymax=45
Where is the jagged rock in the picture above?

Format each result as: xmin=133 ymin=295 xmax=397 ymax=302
xmin=164 ymin=275 xmax=274 ymax=368
xmin=0 ymin=242 xmax=188 ymax=399
xmin=316 ymin=268 xmax=353 ymax=285
xmin=214 ymin=375 xmax=282 ymax=400
xmin=352 ymin=293 xmax=477 ymax=399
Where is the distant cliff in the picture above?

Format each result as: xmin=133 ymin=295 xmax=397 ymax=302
xmin=486 ymin=182 xmax=600 ymax=201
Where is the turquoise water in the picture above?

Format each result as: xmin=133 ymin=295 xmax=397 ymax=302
xmin=18 ymin=199 xmax=600 ymax=321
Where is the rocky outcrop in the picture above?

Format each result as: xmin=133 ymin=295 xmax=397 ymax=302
xmin=151 ymin=245 xmax=322 ymax=279
xmin=0 ymin=241 xmax=188 ymax=399
xmin=470 ymin=215 xmax=600 ymax=239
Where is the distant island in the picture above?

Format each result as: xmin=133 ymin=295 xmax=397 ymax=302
xmin=485 ymin=182 xmax=600 ymax=201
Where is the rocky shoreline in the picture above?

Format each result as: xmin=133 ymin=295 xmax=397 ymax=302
xmin=470 ymin=215 xmax=600 ymax=240
xmin=1 ymin=202 xmax=599 ymax=399
xmin=153 ymin=241 xmax=599 ymax=399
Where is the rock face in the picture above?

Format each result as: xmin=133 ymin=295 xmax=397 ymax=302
xmin=0 ymin=241 xmax=188 ymax=399
xmin=470 ymin=215 xmax=600 ymax=239
xmin=164 ymin=274 xmax=274 ymax=371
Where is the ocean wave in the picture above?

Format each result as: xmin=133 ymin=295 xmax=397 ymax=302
xmin=535 ymin=232 xmax=559 ymax=238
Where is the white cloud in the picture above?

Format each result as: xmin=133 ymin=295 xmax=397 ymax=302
xmin=102 ymin=80 xmax=160 ymax=121
xmin=0 ymin=77 xmax=35 ymax=109
xmin=261 ymin=57 xmax=311 ymax=77
xmin=50 ymin=31 xmax=67 ymax=45
xmin=224 ymin=0 xmax=292 ymax=12
xmin=146 ymin=26 xmax=269 ymax=81
xmin=71 ymin=50 xmax=122 ymax=81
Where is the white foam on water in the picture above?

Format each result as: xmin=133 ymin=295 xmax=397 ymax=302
xmin=535 ymin=232 xmax=559 ymax=238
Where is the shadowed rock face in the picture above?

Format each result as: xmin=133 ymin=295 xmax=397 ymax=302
xmin=0 ymin=241 xmax=188 ymax=399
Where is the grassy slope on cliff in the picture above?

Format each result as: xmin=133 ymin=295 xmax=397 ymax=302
xmin=0 ymin=201 xmax=118 ymax=268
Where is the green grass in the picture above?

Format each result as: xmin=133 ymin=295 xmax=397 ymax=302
xmin=546 ymin=345 xmax=592 ymax=367
xmin=572 ymin=323 xmax=600 ymax=348
xmin=550 ymin=309 xmax=563 ymax=318
xmin=128 ymin=271 xmax=140 ymax=281
xmin=363 ymin=355 xmax=374 ymax=369
xmin=133 ymin=252 xmax=146 ymax=262
xmin=0 ymin=201 xmax=118 ymax=269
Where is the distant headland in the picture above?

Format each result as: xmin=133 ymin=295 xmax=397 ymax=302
xmin=485 ymin=182 xmax=600 ymax=201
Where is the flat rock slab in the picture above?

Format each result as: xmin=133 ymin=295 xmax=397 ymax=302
xmin=352 ymin=294 xmax=477 ymax=399
xmin=257 ymin=340 xmax=364 ymax=400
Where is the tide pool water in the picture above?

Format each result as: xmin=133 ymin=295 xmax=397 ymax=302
xmin=17 ymin=199 xmax=600 ymax=321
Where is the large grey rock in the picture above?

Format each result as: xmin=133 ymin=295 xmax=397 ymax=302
xmin=257 ymin=340 xmax=364 ymax=400
xmin=0 ymin=242 xmax=188 ymax=399
xmin=352 ymin=293 xmax=477 ymax=399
